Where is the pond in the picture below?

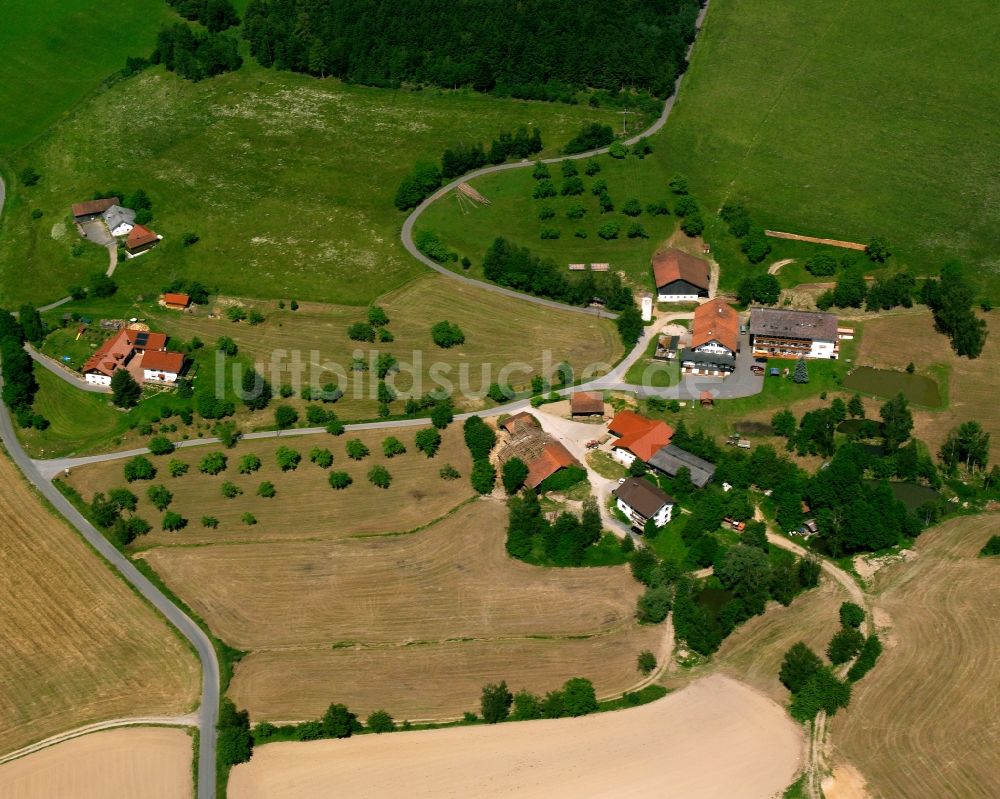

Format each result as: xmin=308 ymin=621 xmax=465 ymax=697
xmin=866 ymin=480 xmax=941 ymax=511
xmin=842 ymin=367 xmax=942 ymax=407
xmin=698 ymin=586 xmax=734 ymax=613
xmin=836 ymin=418 xmax=883 ymax=436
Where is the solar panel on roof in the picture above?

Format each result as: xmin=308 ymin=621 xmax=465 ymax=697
xmin=134 ymin=332 xmax=149 ymax=346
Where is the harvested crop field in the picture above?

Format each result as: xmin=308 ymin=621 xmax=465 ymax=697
xmin=0 ymin=727 xmax=192 ymax=799
xmin=144 ymin=500 xmax=658 ymax=720
xmin=0 ymin=452 xmax=198 ymax=755
xmin=64 ymin=426 xmax=474 ymax=547
xmin=856 ymin=311 xmax=998 ymax=463
xmin=143 ymin=500 xmax=640 ymax=649
xmin=232 ymin=626 xmax=660 ymax=722
xmin=831 ymin=514 xmax=1000 ymax=798
xmin=229 ymin=674 xmax=803 ymax=798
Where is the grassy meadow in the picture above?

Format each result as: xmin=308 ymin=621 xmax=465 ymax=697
xmin=655 ymin=0 xmax=1000 ymax=299
xmin=0 ymin=63 xmax=627 ymax=307
xmin=0 ymin=0 xmax=174 ymax=156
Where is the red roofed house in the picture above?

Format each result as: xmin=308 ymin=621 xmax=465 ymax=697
xmin=125 ymin=224 xmax=161 ymax=256
xmin=608 ymin=410 xmax=673 ymax=467
xmin=680 ymin=298 xmax=740 ymax=377
xmin=82 ymin=328 xmax=183 ymax=387
xmin=652 ymin=248 xmax=710 ymax=302
xmin=163 ymin=292 xmax=191 ymax=311
xmin=525 ymin=441 xmax=579 ymax=490
xmin=72 ymin=197 xmax=119 ymax=223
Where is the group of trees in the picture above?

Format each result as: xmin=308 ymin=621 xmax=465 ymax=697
xmin=921 ymin=261 xmax=988 ymax=358
xmin=463 ymin=416 xmax=497 ymax=494
xmin=0 ymin=310 xmax=39 ymax=419
xmin=166 ymin=0 xmax=240 ymax=32
xmin=441 ymin=126 xmax=542 ymax=179
xmin=151 ymin=22 xmax=242 ymax=81
xmin=505 ymin=490 xmax=602 ymax=566
xmin=482 ymin=237 xmax=634 ymax=312
xmin=779 ymin=602 xmax=881 ymax=721
xmin=242 ymin=0 xmax=699 ymax=99
xmin=719 ymin=203 xmax=771 ymax=264
xmin=479 ymin=676 xmax=598 ymax=724
xmin=89 ymin=488 xmax=153 ymax=548
xmin=736 ymin=273 xmax=781 ymax=306
xmin=563 ymin=123 xmax=615 ymax=155
xmin=939 ymin=421 xmax=990 ymax=475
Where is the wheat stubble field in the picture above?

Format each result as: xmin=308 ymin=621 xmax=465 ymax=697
xmin=831 ymin=514 xmax=1000 ymax=798
xmin=144 ymin=500 xmax=658 ymax=721
xmin=0 ymin=727 xmax=192 ymax=799
xmin=0 ymin=452 xmax=198 ymax=755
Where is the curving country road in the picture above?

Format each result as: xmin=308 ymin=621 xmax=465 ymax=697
xmin=399 ymin=1 xmax=711 ymax=316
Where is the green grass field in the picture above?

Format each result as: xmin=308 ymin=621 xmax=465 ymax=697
xmin=0 ymin=63 xmax=628 ymax=307
xmin=418 ymin=147 xmax=681 ymax=292
xmin=0 ymin=0 xmax=174 ymax=156
xmin=656 ymin=0 xmax=1000 ymax=299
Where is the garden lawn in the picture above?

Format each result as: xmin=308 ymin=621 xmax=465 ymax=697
xmin=0 ymin=63 xmax=625 ymax=307
xmin=656 ymin=0 xmax=1000 ymax=300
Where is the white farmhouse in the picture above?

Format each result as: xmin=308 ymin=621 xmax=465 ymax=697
xmin=749 ymin=308 xmax=839 ymax=360
xmin=613 ymin=477 xmax=675 ymax=530
xmin=101 ymin=205 xmax=136 ymax=237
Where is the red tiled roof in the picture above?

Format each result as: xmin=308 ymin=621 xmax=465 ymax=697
xmin=651 ymin=248 xmax=709 ymax=291
xmin=525 ymin=441 xmax=578 ymax=489
xmin=163 ymin=292 xmax=190 ymax=307
xmin=691 ymin=299 xmax=740 ymax=353
xmin=82 ymin=329 xmax=132 ymax=377
xmin=126 ymin=224 xmax=158 ymax=249
xmin=570 ymin=391 xmax=604 ymax=414
xmin=72 ymin=197 xmax=119 ymax=217
xmin=141 ymin=350 xmax=184 ymax=373
xmin=126 ymin=330 xmax=167 ymax=351
xmin=608 ymin=411 xmax=674 ymax=462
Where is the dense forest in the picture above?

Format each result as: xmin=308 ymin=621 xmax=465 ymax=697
xmin=242 ymin=0 xmax=701 ymax=98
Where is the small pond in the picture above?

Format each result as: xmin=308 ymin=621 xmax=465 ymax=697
xmin=698 ymin=586 xmax=734 ymax=613
xmin=836 ymin=419 xmax=884 ymax=436
xmin=842 ymin=367 xmax=942 ymax=407
xmin=865 ymin=480 xmax=941 ymax=511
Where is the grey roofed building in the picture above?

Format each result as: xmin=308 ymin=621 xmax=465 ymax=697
xmin=749 ymin=307 xmax=838 ymax=342
xmin=613 ymin=477 xmax=675 ymax=519
xmin=648 ymin=444 xmax=716 ymax=488
xmin=679 ymin=347 xmax=736 ymax=372
xmin=101 ymin=204 xmax=136 ymax=232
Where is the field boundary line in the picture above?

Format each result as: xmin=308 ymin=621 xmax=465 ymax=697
xmin=765 ymin=230 xmax=866 ymax=250
xmin=0 ymin=715 xmax=198 ymax=766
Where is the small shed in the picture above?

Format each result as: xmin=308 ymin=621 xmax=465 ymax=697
xmin=590 ymin=262 xmax=610 ymax=272
xmin=699 ymin=391 xmax=714 ymax=408
xmin=568 ymin=263 xmax=586 ymax=271
xmin=570 ymin=391 xmax=604 ymax=417
xmin=163 ymin=292 xmax=191 ymax=310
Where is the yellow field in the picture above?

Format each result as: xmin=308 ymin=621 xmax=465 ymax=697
xmin=150 ymin=273 xmax=624 ymax=419
xmin=856 ymin=310 xmax=998 ymax=463
xmin=229 ymin=675 xmax=803 ymax=799
xmin=64 ymin=426 xmax=474 ymax=547
xmin=831 ymin=514 xmax=1000 ymax=797
xmin=0 ymin=727 xmax=192 ymax=799
xmin=0 ymin=453 xmax=199 ymax=755
xmin=143 ymin=500 xmax=657 ymax=720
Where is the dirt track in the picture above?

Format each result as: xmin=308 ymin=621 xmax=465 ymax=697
xmin=230 ymin=674 xmax=803 ymax=799
xmin=0 ymin=727 xmax=192 ymax=799
xmin=764 ymin=231 xmax=866 ymax=250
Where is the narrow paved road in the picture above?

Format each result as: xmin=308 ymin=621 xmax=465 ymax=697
xmin=0 ymin=374 xmax=220 ymax=798
xmin=399 ymin=0 xmax=711 ymax=316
